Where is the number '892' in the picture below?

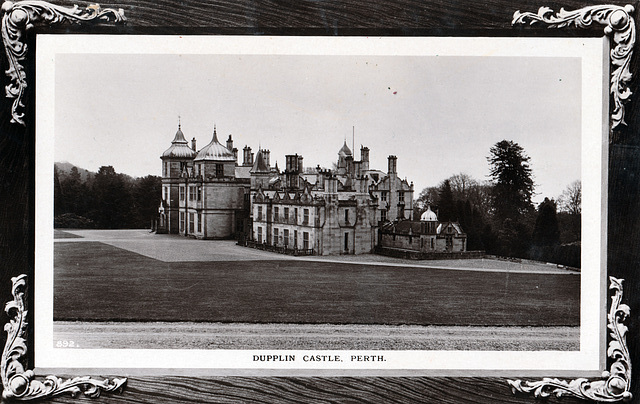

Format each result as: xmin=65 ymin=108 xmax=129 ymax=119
xmin=56 ymin=340 xmax=77 ymax=348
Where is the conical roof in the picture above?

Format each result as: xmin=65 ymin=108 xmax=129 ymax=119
xmin=162 ymin=124 xmax=196 ymax=159
xmin=250 ymin=149 xmax=270 ymax=173
xmin=195 ymin=126 xmax=236 ymax=162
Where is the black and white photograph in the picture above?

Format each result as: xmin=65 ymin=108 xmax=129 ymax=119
xmin=35 ymin=35 xmax=607 ymax=372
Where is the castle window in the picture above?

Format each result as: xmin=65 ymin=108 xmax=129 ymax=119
xmin=294 ymin=208 xmax=298 ymax=224
xmin=303 ymin=232 xmax=309 ymax=249
xmin=197 ymin=213 xmax=202 ymax=232
xmin=189 ymin=186 xmax=196 ymax=201
xmin=294 ymin=230 xmax=298 ymax=248
xmin=283 ymin=229 xmax=289 ymax=246
xmin=381 ymin=210 xmax=387 ymax=222
xmin=163 ymin=187 xmax=168 ymax=202
xmin=179 ymin=212 xmax=185 ymax=232
xmin=284 ymin=207 xmax=289 ymax=222
xmin=257 ymin=227 xmax=263 ymax=243
xmin=215 ymin=163 xmax=224 ymax=178
xmin=344 ymin=232 xmax=349 ymax=251
xmin=431 ymin=238 xmax=434 ymax=249
xmin=189 ymin=212 xmax=194 ymax=233
xmin=274 ymin=228 xmax=279 ymax=245
xmin=197 ymin=186 xmax=202 ymax=202
xmin=257 ymin=206 xmax=263 ymax=221
xmin=274 ymin=207 xmax=279 ymax=222
xmin=303 ymin=209 xmax=309 ymax=225
xmin=344 ymin=209 xmax=349 ymax=224
xmin=398 ymin=191 xmax=405 ymax=203
xmin=381 ymin=191 xmax=387 ymax=201
xmin=179 ymin=186 xmax=185 ymax=201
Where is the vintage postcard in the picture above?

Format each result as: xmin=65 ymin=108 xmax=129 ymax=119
xmin=35 ymin=35 xmax=607 ymax=374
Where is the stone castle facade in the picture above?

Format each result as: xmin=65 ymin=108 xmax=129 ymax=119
xmin=158 ymin=123 xmax=465 ymax=256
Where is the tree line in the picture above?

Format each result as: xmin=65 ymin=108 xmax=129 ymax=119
xmin=413 ymin=140 xmax=581 ymax=268
xmin=54 ymin=164 xmax=161 ymax=229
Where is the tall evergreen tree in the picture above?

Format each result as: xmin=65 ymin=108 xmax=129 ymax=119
xmin=437 ymin=179 xmax=454 ymax=221
xmin=487 ymin=140 xmax=535 ymax=221
xmin=486 ymin=140 xmax=535 ymax=258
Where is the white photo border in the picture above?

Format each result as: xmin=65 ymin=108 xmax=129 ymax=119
xmin=34 ymin=35 xmax=607 ymax=376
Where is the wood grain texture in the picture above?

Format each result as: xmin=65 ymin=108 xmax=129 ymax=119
xmin=40 ymin=376 xmax=589 ymax=403
xmin=0 ymin=0 xmax=638 ymax=403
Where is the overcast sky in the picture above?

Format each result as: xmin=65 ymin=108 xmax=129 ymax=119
xmin=54 ymin=52 xmax=581 ymax=203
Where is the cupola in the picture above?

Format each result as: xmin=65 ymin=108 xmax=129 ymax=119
xmin=194 ymin=125 xmax=236 ymax=162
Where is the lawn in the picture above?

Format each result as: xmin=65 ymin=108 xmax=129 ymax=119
xmin=54 ymin=242 xmax=580 ymax=326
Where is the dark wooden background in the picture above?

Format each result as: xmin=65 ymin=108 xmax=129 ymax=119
xmin=0 ymin=0 xmax=638 ymax=402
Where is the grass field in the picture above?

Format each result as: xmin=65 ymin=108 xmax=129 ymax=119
xmin=54 ymin=241 xmax=580 ymax=326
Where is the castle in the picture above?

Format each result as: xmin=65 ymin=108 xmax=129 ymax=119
xmin=158 ymin=123 xmax=466 ymax=256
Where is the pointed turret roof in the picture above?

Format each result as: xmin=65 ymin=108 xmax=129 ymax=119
xmin=161 ymin=123 xmax=196 ymax=159
xmin=338 ymin=140 xmax=352 ymax=157
xmin=250 ymin=149 xmax=270 ymax=174
xmin=195 ymin=125 xmax=236 ymax=161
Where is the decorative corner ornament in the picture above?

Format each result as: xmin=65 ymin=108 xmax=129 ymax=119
xmin=1 ymin=1 xmax=125 ymax=126
xmin=508 ymin=277 xmax=632 ymax=402
xmin=1 ymin=275 xmax=127 ymax=400
xmin=513 ymin=4 xmax=635 ymax=131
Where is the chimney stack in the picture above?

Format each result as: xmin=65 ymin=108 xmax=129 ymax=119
xmin=191 ymin=137 xmax=197 ymax=152
xmin=243 ymin=146 xmax=252 ymax=166
xmin=226 ymin=135 xmax=233 ymax=151
xmin=361 ymin=146 xmax=369 ymax=163
xmin=388 ymin=155 xmax=397 ymax=175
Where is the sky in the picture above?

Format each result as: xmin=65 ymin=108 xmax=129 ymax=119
xmin=54 ymin=50 xmax=582 ymax=204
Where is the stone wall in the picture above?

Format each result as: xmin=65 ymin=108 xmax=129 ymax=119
xmin=376 ymin=246 xmax=485 ymax=260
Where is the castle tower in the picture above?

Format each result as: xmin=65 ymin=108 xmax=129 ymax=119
xmin=194 ymin=125 xmax=237 ymax=179
xmin=159 ymin=121 xmax=196 ymax=234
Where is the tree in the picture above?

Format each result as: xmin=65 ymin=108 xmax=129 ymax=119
xmin=557 ymin=180 xmax=581 ymax=243
xmin=558 ymin=180 xmax=581 ymax=215
xmin=532 ymin=197 xmax=560 ymax=246
xmin=436 ymin=179 xmax=455 ymax=221
xmin=487 ymin=140 xmax=535 ymax=221
xmin=91 ymin=166 xmax=133 ymax=228
xmin=413 ymin=186 xmax=439 ymax=218
xmin=448 ymin=173 xmax=477 ymax=201
xmin=131 ymin=175 xmax=162 ymax=228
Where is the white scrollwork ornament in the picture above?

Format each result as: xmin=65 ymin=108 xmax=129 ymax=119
xmin=1 ymin=1 xmax=125 ymax=126
xmin=509 ymin=277 xmax=632 ymax=402
xmin=513 ymin=4 xmax=635 ymax=132
xmin=1 ymin=275 xmax=127 ymax=400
